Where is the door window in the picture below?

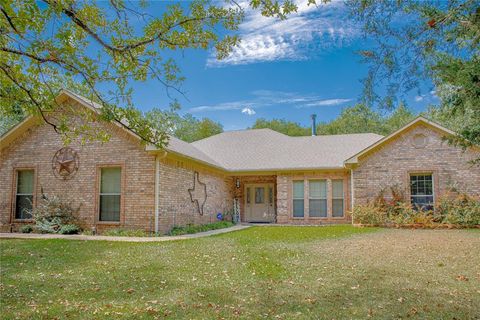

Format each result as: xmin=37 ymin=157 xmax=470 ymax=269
xmin=255 ymin=187 xmax=265 ymax=204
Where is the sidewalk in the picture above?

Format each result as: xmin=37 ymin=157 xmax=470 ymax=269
xmin=0 ymin=224 xmax=250 ymax=242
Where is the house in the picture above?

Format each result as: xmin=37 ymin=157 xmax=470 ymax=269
xmin=1 ymin=90 xmax=479 ymax=234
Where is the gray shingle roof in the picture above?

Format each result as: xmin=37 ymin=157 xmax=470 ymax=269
xmin=190 ymin=129 xmax=383 ymax=171
xmin=58 ymin=90 xmax=384 ymax=171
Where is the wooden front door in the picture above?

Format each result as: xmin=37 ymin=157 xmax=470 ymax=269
xmin=244 ymin=184 xmax=275 ymax=222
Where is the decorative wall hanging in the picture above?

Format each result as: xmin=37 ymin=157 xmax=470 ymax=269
xmin=52 ymin=147 xmax=79 ymax=180
xmin=188 ymin=171 xmax=207 ymax=215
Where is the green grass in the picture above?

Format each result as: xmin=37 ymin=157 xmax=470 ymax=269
xmin=168 ymin=221 xmax=234 ymax=236
xmin=1 ymin=225 xmax=479 ymax=319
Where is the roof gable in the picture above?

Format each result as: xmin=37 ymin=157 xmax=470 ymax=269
xmin=344 ymin=117 xmax=456 ymax=166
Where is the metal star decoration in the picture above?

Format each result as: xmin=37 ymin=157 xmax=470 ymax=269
xmin=52 ymin=147 xmax=79 ymax=180
xmin=188 ymin=171 xmax=207 ymax=215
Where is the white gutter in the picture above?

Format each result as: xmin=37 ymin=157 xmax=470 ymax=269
xmin=154 ymin=155 xmax=160 ymax=234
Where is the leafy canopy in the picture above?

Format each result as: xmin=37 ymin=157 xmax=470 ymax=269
xmin=0 ymin=0 xmax=320 ymax=147
xmin=347 ymin=0 xmax=479 ymax=160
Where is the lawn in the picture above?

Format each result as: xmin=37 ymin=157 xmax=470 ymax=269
xmin=1 ymin=226 xmax=479 ymax=319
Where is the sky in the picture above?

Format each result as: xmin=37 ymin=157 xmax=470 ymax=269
xmin=128 ymin=0 xmax=438 ymax=131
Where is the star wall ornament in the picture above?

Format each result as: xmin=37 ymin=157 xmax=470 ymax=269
xmin=52 ymin=147 xmax=79 ymax=180
xmin=188 ymin=171 xmax=207 ymax=215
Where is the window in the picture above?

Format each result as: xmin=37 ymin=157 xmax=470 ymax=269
xmin=410 ymin=174 xmax=434 ymax=210
xmin=99 ymin=167 xmax=121 ymax=222
xmin=309 ymin=180 xmax=327 ymax=217
xmin=255 ymin=187 xmax=265 ymax=204
xmin=15 ymin=170 xmax=34 ymax=220
xmin=332 ymin=180 xmax=344 ymax=217
xmin=268 ymin=186 xmax=273 ymax=205
xmin=293 ymin=181 xmax=304 ymax=217
xmin=246 ymin=187 xmax=251 ymax=204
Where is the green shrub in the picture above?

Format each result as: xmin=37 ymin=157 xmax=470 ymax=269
xmin=20 ymin=225 xmax=33 ymax=233
xmin=32 ymin=196 xmax=80 ymax=233
xmin=59 ymin=224 xmax=81 ymax=235
xmin=103 ymin=228 xmax=148 ymax=237
xmin=169 ymin=221 xmax=234 ymax=236
xmin=356 ymin=189 xmax=479 ymax=228
xmin=352 ymin=204 xmax=386 ymax=225
xmin=435 ymin=194 xmax=480 ymax=226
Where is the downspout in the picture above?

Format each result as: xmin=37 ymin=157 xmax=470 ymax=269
xmin=350 ymin=168 xmax=355 ymax=212
xmin=154 ymin=155 xmax=160 ymax=234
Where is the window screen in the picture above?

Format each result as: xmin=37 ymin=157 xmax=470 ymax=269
xmin=99 ymin=167 xmax=121 ymax=221
xmin=15 ymin=170 xmax=34 ymax=219
xmin=332 ymin=180 xmax=344 ymax=217
xmin=309 ymin=180 xmax=327 ymax=217
xmin=293 ymin=181 xmax=304 ymax=217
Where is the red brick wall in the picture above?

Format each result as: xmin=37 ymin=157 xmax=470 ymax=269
xmin=352 ymin=123 xmax=480 ymax=205
xmin=0 ymin=100 xmax=156 ymax=233
xmin=276 ymin=170 xmax=352 ymax=224
xmin=157 ymin=157 xmax=233 ymax=234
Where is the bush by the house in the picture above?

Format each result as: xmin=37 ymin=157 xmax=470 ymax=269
xmin=31 ymin=196 xmax=81 ymax=234
xmin=434 ymin=194 xmax=480 ymax=226
xmin=59 ymin=224 xmax=81 ymax=235
xmin=169 ymin=221 xmax=234 ymax=236
xmin=20 ymin=225 xmax=34 ymax=233
xmin=353 ymin=187 xmax=479 ymax=227
xmin=102 ymin=228 xmax=148 ymax=237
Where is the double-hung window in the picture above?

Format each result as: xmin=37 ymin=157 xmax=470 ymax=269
xmin=99 ymin=167 xmax=121 ymax=222
xmin=15 ymin=169 xmax=34 ymax=220
xmin=410 ymin=174 xmax=434 ymax=210
xmin=309 ymin=180 xmax=327 ymax=217
xmin=332 ymin=180 xmax=344 ymax=217
xmin=293 ymin=181 xmax=304 ymax=218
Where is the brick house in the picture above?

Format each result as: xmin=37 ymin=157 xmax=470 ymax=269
xmin=1 ymin=90 xmax=479 ymax=234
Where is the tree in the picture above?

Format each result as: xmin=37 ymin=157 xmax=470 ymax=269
xmin=0 ymin=0 xmax=310 ymax=147
xmin=348 ymin=0 xmax=479 ymax=161
xmin=317 ymin=104 xmax=384 ymax=135
xmin=251 ymin=118 xmax=310 ymax=136
xmin=146 ymin=108 xmax=223 ymax=142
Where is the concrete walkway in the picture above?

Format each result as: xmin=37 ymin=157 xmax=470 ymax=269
xmin=0 ymin=224 xmax=251 ymax=242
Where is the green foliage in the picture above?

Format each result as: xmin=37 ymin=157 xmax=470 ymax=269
xmin=146 ymin=108 xmax=223 ymax=142
xmin=353 ymin=187 xmax=480 ymax=227
xmin=1 ymin=1 xmax=320 ymax=146
xmin=252 ymin=103 xmax=416 ymax=136
xmin=32 ymin=196 xmax=80 ymax=234
xmin=102 ymin=228 xmax=148 ymax=237
xmin=435 ymin=193 xmax=480 ymax=226
xmin=58 ymin=224 xmax=81 ymax=235
xmin=348 ymin=0 xmax=480 ymax=162
xmin=19 ymin=225 xmax=33 ymax=233
xmin=352 ymin=204 xmax=387 ymax=225
xmin=251 ymin=118 xmax=310 ymax=136
xmin=168 ymin=221 xmax=234 ymax=236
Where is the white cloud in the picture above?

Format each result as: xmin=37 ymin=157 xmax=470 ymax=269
xmin=241 ymin=107 xmax=256 ymax=115
xmin=303 ymin=98 xmax=353 ymax=107
xmin=414 ymin=95 xmax=425 ymax=102
xmin=207 ymin=0 xmax=358 ymax=66
xmin=189 ymin=90 xmax=353 ymax=113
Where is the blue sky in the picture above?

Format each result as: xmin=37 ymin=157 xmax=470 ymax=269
xmin=129 ymin=0 xmax=438 ymax=131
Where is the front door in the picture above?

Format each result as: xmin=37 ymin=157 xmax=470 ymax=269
xmin=244 ymin=184 xmax=275 ymax=222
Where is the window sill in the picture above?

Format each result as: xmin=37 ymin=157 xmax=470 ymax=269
xmin=96 ymin=221 xmax=121 ymax=225
xmin=12 ymin=219 xmax=34 ymax=223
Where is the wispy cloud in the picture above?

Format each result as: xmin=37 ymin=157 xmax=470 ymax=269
xmin=189 ymin=90 xmax=353 ymax=113
xmin=241 ymin=107 xmax=256 ymax=115
xmin=414 ymin=95 xmax=425 ymax=102
xmin=207 ymin=0 xmax=358 ymax=66
xmin=303 ymin=98 xmax=353 ymax=107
